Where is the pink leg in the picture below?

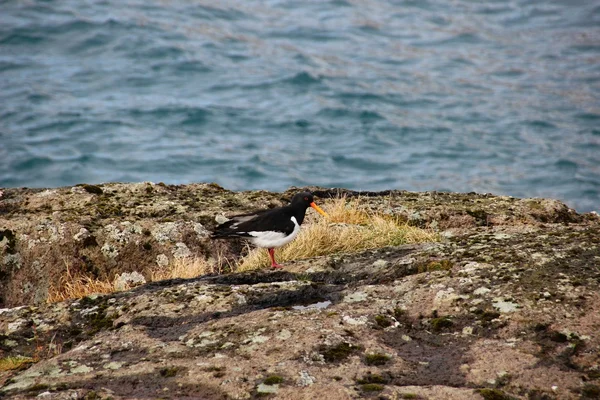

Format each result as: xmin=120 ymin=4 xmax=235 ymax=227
xmin=267 ymin=248 xmax=283 ymax=269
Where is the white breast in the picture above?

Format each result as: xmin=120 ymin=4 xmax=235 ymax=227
xmin=247 ymin=216 xmax=301 ymax=249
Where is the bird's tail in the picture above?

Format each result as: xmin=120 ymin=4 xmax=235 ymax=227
xmin=211 ymin=229 xmax=245 ymax=239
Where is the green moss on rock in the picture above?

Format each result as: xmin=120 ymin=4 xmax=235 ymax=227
xmin=84 ymin=391 xmax=101 ymax=400
xmin=364 ymin=353 xmax=391 ymax=366
xmin=319 ymin=342 xmax=362 ymax=363
xmin=85 ymin=301 xmax=117 ymax=335
xmin=374 ymin=315 xmax=393 ymax=328
xmin=356 ymin=373 xmax=389 ymax=384
xmin=361 ymin=383 xmax=384 ymax=392
xmin=263 ymin=375 xmax=284 ymax=385
xmin=475 ymin=388 xmax=518 ymax=400
xmin=417 ymin=259 xmax=453 ymax=273
xmin=477 ymin=310 xmax=501 ymax=322
xmin=430 ymin=317 xmax=453 ymax=332
xmin=356 ymin=372 xmax=388 ymax=392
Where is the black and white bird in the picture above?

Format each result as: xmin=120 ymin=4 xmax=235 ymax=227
xmin=211 ymin=192 xmax=328 ymax=268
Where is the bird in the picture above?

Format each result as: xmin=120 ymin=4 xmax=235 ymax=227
xmin=211 ymin=192 xmax=328 ymax=269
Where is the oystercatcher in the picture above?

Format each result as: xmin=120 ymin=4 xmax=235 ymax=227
xmin=212 ymin=192 xmax=328 ymax=269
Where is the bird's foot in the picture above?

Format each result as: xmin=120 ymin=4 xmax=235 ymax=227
xmin=270 ymin=263 xmax=284 ymax=269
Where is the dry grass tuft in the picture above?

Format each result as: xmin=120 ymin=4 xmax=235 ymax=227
xmin=48 ymin=263 xmax=115 ymax=303
xmin=237 ymin=197 xmax=437 ymax=271
xmin=48 ymin=256 xmax=229 ymax=303
xmin=149 ymin=256 xmax=229 ymax=281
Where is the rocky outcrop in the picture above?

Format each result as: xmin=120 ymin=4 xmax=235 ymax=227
xmin=1 ymin=184 xmax=599 ymax=399
xmin=0 ymin=183 xmax=588 ymax=308
xmin=0 ymin=183 xmax=281 ymax=307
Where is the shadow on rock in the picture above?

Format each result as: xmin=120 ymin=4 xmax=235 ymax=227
xmin=53 ymin=371 xmax=228 ymax=400
xmin=131 ymin=283 xmax=345 ymax=342
xmin=381 ymin=312 xmax=472 ymax=387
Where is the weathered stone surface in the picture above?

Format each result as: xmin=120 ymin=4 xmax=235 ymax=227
xmin=113 ymin=271 xmax=146 ymax=292
xmin=1 ymin=183 xmax=599 ymax=399
xmin=0 ymin=183 xmax=283 ymax=307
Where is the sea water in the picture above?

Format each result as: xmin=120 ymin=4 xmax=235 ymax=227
xmin=1 ymin=0 xmax=598 ymax=212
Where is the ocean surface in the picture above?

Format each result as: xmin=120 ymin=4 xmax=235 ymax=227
xmin=1 ymin=0 xmax=599 ymax=212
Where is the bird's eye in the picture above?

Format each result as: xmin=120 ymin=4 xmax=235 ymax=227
xmin=304 ymin=197 xmax=308 ymax=201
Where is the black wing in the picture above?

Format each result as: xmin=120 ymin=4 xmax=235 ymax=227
xmin=212 ymin=207 xmax=295 ymax=239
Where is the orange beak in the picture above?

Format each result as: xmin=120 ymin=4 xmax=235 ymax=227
xmin=310 ymin=202 xmax=328 ymax=217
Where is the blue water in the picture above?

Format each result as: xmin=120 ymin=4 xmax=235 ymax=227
xmin=1 ymin=0 xmax=599 ymax=212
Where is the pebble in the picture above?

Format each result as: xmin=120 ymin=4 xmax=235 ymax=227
xmin=298 ymin=370 xmax=316 ymax=387
xmin=343 ymin=292 xmax=368 ymax=303
xmin=256 ymin=383 xmax=278 ymax=394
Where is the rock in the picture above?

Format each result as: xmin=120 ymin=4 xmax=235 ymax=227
xmin=172 ymin=242 xmax=192 ymax=259
xmin=113 ymin=271 xmax=146 ymax=291
xmin=342 ymin=315 xmax=368 ymax=325
xmin=492 ymin=300 xmax=519 ymax=313
xmin=256 ymin=383 xmax=278 ymax=394
xmin=215 ymin=215 xmax=229 ymax=224
xmin=0 ymin=235 xmax=11 ymax=252
xmin=156 ymin=254 xmax=169 ymax=267
xmin=277 ymin=329 xmax=292 ymax=340
xmin=7 ymin=319 xmax=26 ymax=333
xmin=0 ymin=183 xmax=598 ymax=400
xmin=100 ymin=243 xmax=118 ymax=259
xmin=298 ymin=370 xmax=316 ymax=386
xmin=69 ymin=365 xmax=93 ymax=374
xmin=251 ymin=335 xmax=269 ymax=344
xmin=473 ymin=287 xmax=491 ymax=296
xmin=72 ymin=228 xmax=91 ymax=242
xmin=104 ymin=224 xmax=130 ymax=243
xmin=343 ymin=292 xmax=368 ymax=303
xmin=152 ymin=222 xmax=183 ymax=243
xmin=433 ymin=287 xmax=459 ymax=309
xmin=194 ymin=223 xmax=210 ymax=238
xmin=3 ymin=253 xmax=21 ymax=268
xmin=103 ymin=361 xmax=124 ymax=370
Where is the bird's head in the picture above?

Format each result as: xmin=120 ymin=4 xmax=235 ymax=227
xmin=291 ymin=192 xmax=328 ymax=217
